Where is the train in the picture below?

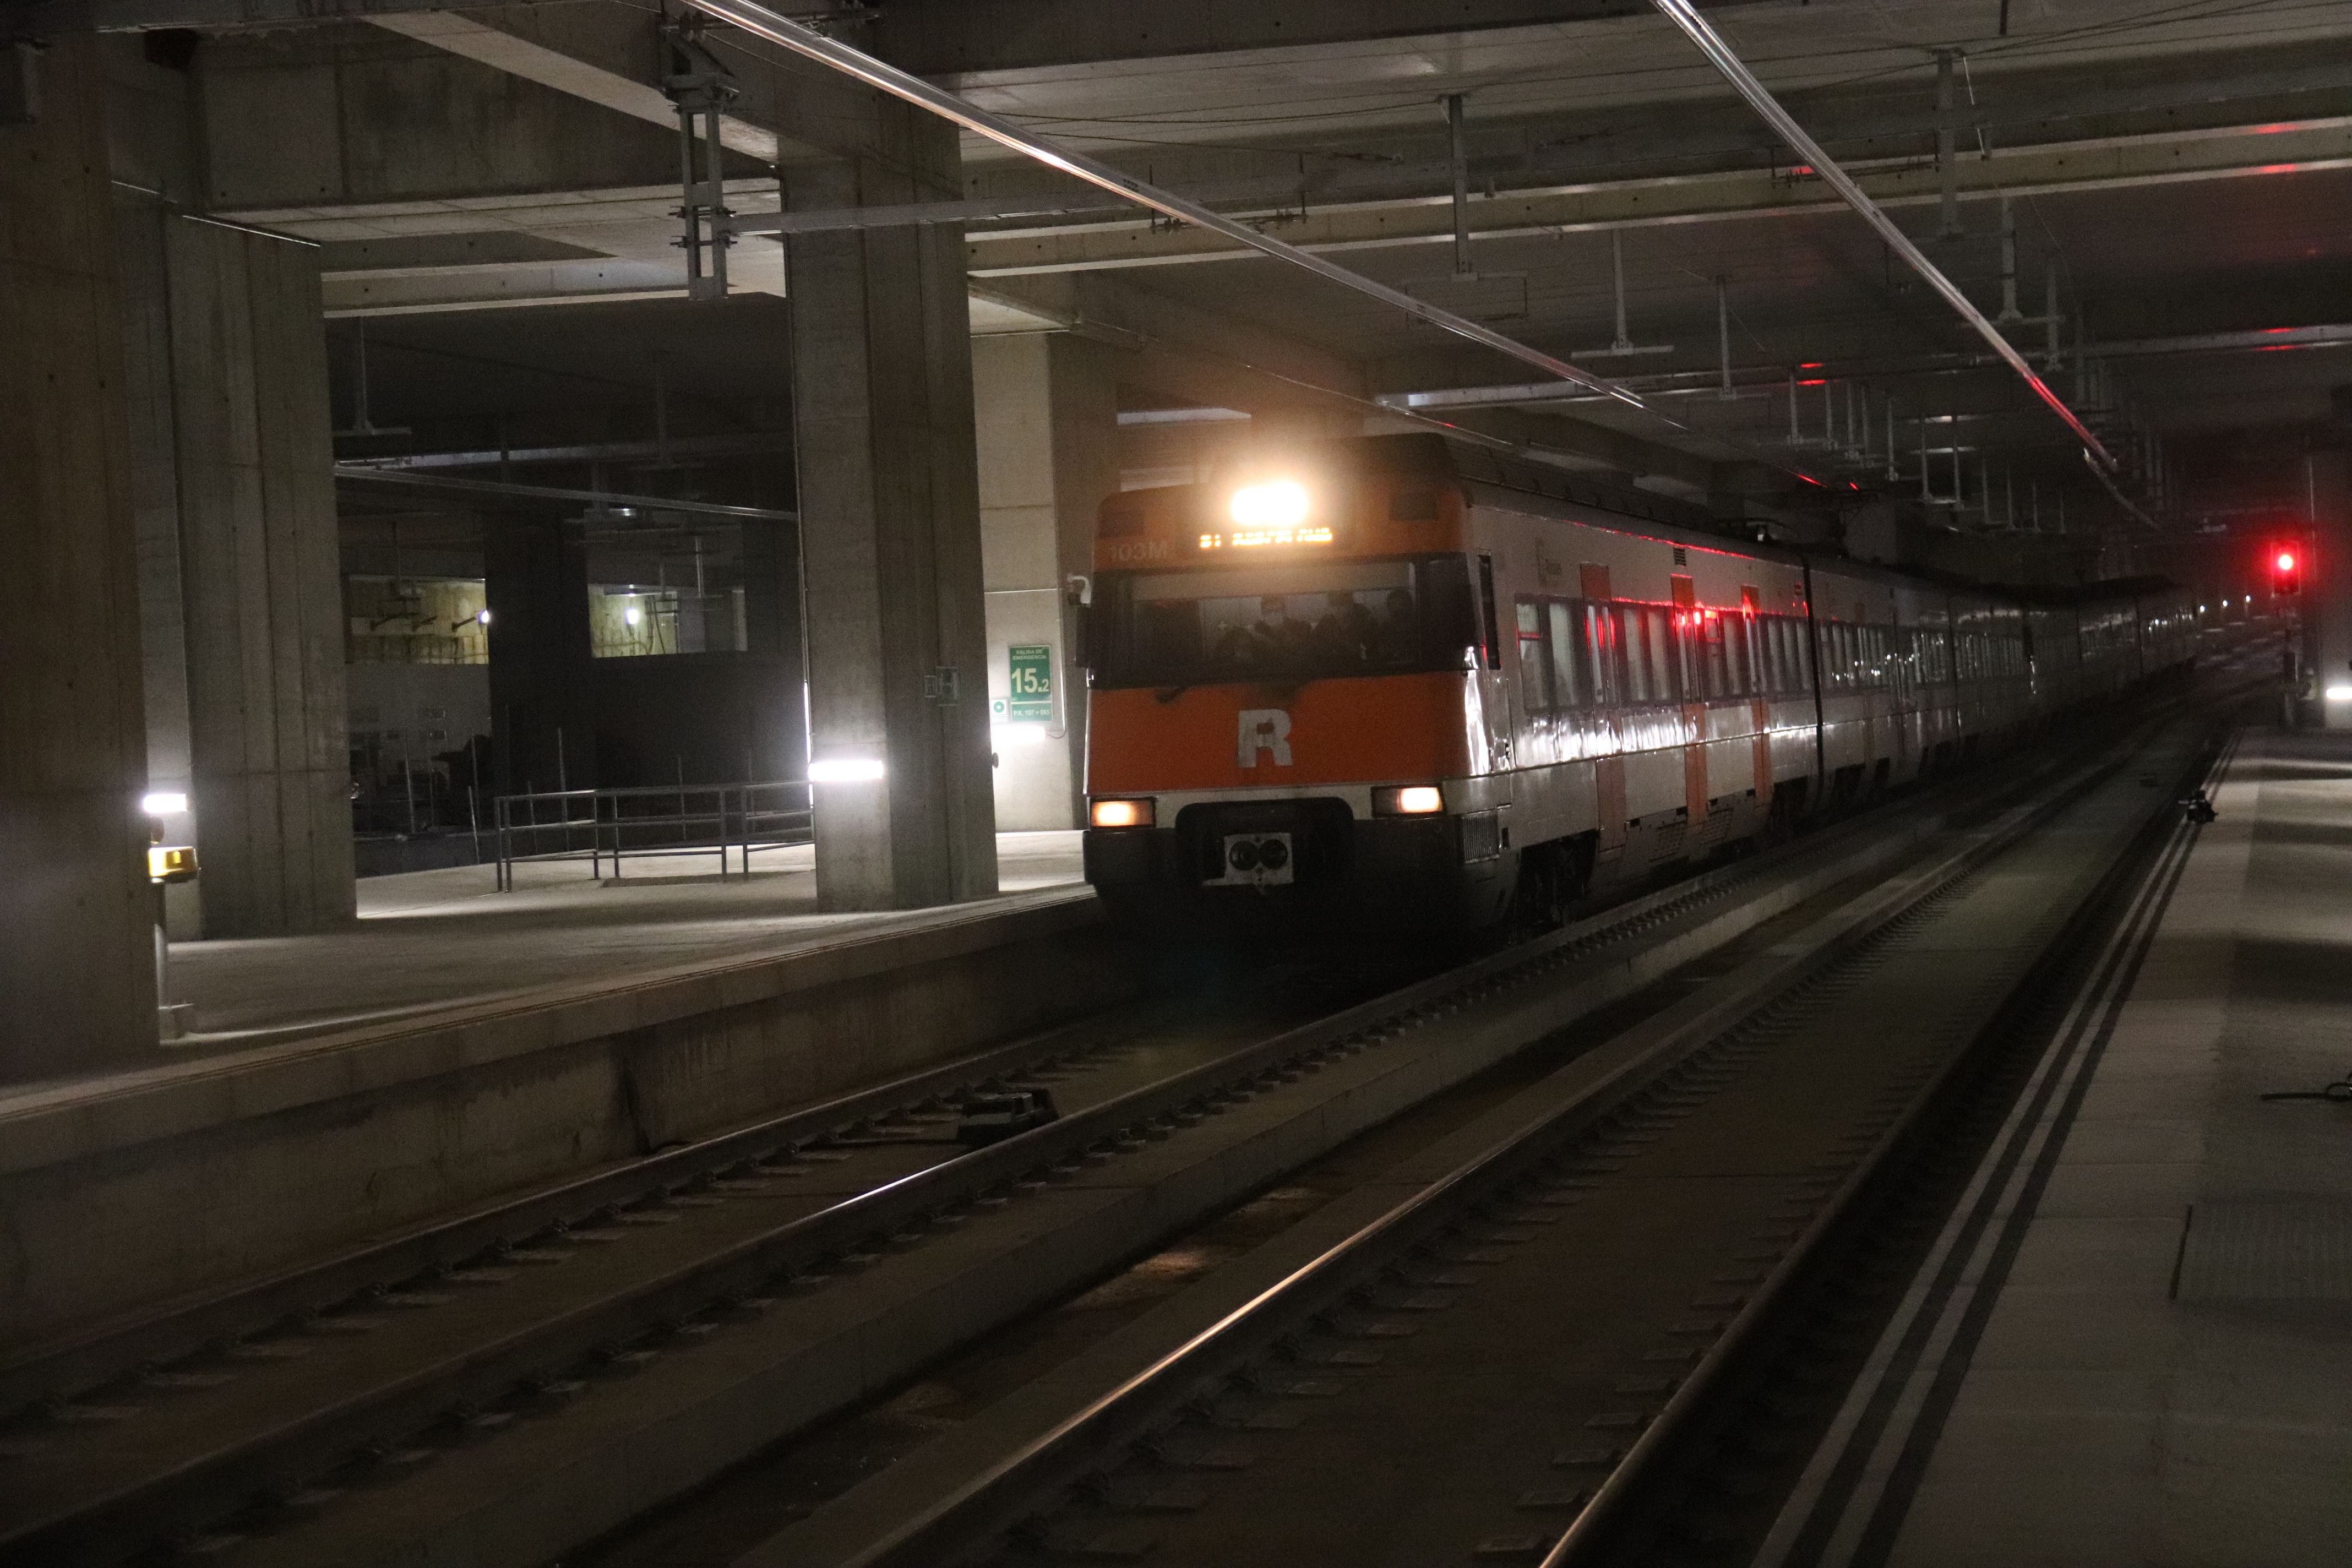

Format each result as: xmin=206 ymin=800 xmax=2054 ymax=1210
xmin=1077 ymin=434 xmax=2198 ymax=933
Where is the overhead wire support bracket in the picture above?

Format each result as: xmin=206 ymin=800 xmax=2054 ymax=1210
xmin=672 ymin=0 xmax=1652 ymax=415
xmin=663 ymin=18 xmax=738 ymax=302
xmin=1571 ymin=232 xmax=1674 ymax=361
xmin=1446 ymin=92 xmax=1474 ymax=279
xmin=1645 ymin=0 xmax=2119 ymax=475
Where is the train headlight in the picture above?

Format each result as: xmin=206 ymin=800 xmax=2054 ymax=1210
xmin=1373 ymin=785 xmax=1445 ymax=816
xmin=1229 ymin=480 xmax=1309 ymax=531
xmin=1090 ymin=798 xmax=1156 ymax=829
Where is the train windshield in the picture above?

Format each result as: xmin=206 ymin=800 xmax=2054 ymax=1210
xmin=1097 ymin=556 xmax=1479 ymax=687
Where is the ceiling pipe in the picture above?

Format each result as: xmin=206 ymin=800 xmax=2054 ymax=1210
xmin=335 ymin=465 xmax=798 ymax=521
xmin=1645 ymin=0 xmax=2119 ymax=473
xmin=676 ymin=0 xmax=1648 ymax=414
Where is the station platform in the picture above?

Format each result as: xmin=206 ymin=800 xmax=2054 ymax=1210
xmin=171 ymin=829 xmax=1086 ymax=1045
xmin=1766 ymin=727 xmax=2352 ymax=1566
xmin=0 ymin=830 xmax=1122 ymax=1348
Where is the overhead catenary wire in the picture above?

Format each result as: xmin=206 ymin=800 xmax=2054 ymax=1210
xmin=672 ymin=0 xmax=1652 ymax=417
xmin=1645 ymin=0 xmax=2119 ymax=475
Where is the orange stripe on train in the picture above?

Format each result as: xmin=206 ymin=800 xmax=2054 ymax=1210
xmin=1088 ymin=673 xmax=1474 ymax=794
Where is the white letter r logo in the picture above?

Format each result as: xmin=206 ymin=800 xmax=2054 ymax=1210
xmin=1237 ymin=709 xmax=1293 ymax=768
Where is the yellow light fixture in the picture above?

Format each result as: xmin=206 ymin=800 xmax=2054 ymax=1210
xmin=148 ymin=845 xmax=198 ymax=884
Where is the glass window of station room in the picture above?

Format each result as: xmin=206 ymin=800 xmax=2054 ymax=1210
xmin=346 ymin=576 xmax=489 ymax=665
xmin=587 ymin=521 xmax=754 ymax=658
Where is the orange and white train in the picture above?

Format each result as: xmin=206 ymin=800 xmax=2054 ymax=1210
xmin=1078 ymin=434 xmax=2197 ymax=933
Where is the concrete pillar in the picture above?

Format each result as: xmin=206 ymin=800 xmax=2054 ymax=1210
xmin=786 ymin=111 xmax=997 ymax=910
xmin=0 ymin=37 xmax=158 ymax=1079
xmin=117 ymin=206 xmax=355 ymax=935
xmin=972 ymin=334 xmax=1119 ymax=830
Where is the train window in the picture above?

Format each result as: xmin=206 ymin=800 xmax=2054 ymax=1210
xmin=1548 ymin=602 xmax=1581 ymax=707
xmin=1422 ymin=555 xmax=1480 ymax=669
xmin=1515 ymin=598 xmax=1550 ymax=712
xmin=1099 ymin=557 xmax=1480 ymax=687
xmin=1642 ymin=608 xmax=1681 ymax=703
xmin=1583 ymin=603 xmax=1620 ymax=707
xmin=1697 ymin=616 xmax=1732 ymax=699
xmin=1616 ymin=607 xmax=1649 ymax=703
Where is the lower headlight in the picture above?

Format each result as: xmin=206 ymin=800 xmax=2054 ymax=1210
xmin=1090 ymin=798 xmax=1155 ymax=829
xmin=1373 ymin=785 xmax=1445 ymax=816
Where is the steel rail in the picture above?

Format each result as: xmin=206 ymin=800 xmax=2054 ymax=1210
xmin=809 ymin=738 xmax=2143 ymax=1568
xmin=0 ymin=834 xmax=1798 ymax=1431
xmin=0 ymin=1011 xmax=1120 ymax=1424
xmin=0 ymin=832 xmax=1841 ymax=1567
xmin=672 ymin=0 xmax=1649 ymax=415
xmin=1646 ymin=0 xmax=2119 ymax=473
xmin=1536 ymin=725 xmax=2215 ymax=1567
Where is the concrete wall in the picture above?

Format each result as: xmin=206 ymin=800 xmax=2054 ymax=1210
xmin=487 ymin=515 xmax=598 ymax=793
xmin=0 ymin=38 xmax=159 ymax=1082
xmin=486 ymin=517 xmax=806 ymax=793
xmin=346 ymin=661 xmax=495 ymax=775
xmin=0 ymin=898 xmax=1136 ymax=1344
xmin=973 ymin=334 xmax=1119 ymax=830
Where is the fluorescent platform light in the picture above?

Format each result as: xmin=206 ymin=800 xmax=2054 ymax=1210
xmin=808 ymin=758 xmax=886 ymax=783
xmin=2328 ymin=686 xmax=2352 ymax=702
xmin=141 ymin=791 xmax=188 ymax=815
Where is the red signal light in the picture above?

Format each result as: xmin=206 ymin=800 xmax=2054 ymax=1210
xmin=2271 ymin=545 xmax=2304 ymax=596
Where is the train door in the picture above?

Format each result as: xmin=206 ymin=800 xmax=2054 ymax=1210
xmin=1475 ymin=552 xmax=1513 ymax=772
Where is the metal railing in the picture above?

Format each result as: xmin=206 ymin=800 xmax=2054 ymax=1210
xmin=492 ymin=780 xmax=813 ymax=890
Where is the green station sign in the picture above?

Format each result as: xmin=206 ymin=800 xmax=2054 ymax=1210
xmin=1006 ymin=644 xmax=1054 ymax=721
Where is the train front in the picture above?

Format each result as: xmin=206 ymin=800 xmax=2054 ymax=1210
xmin=1080 ymin=446 xmax=1512 ymax=934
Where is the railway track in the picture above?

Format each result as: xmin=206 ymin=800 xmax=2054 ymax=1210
xmin=665 ymin=704 xmax=2227 ymax=1568
xmin=0 ymin=695 xmax=2230 ymax=1568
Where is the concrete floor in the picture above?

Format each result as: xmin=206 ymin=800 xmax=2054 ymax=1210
xmin=162 ymin=831 xmax=1086 ymax=1043
xmin=1778 ymin=728 xmax=2352 ymax=1567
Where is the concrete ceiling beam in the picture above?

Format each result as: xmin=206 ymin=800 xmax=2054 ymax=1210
xmin=867 ymin=0 xmax=1774 ymax=77
xmin=976 ymin=273 xmax=1374 ymax=420
xmin=364 ymin=9 xmax=787 ymax=164
xmin=961 ymin=116 xmax=2352 ymax=276
xmin=320 ymin=256 xmax=695 ymax=317
xmin=941 ymin=48 xmax=2352 ymax=201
